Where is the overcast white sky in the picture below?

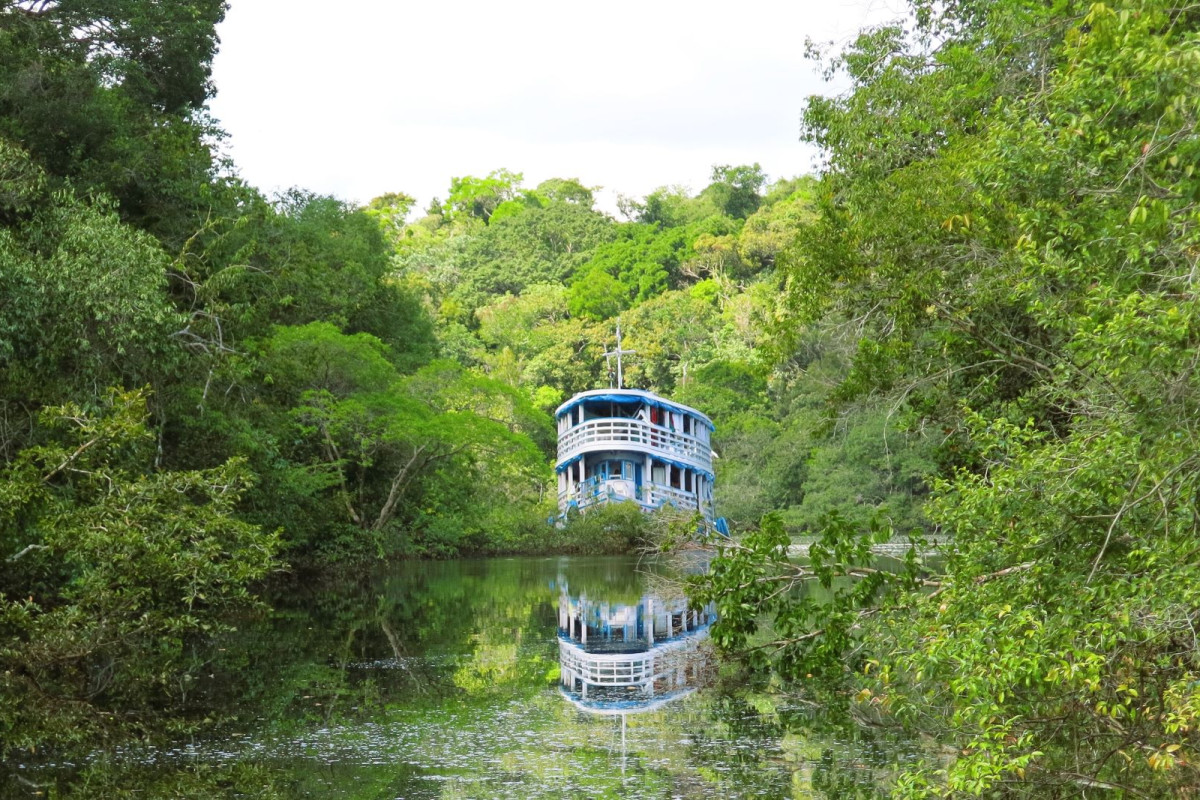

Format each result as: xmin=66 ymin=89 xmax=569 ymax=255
xmin=208 ymin=0 xmax=907 ymax=215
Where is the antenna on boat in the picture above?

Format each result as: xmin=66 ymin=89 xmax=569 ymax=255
xmin=603 ymin=321 xmax=636 ymax=389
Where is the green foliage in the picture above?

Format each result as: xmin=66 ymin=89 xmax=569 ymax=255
xmin=0 ymin=389 xmax=279 ymax=753
xmin=699 ymin=163 xmax=767 ymax=219
xmin=566 ymin=222 xmax=692 ymax=318
xmin=363 ymin=191 xmax=417 ymax=244
xmin=261 ymin=322 xmax=396 ymax=398
xmin=551 ymin=502 xmax=656 ymax=554
xmin=567 ymin=263 xmax=631 ymax=320
xmin=0 ymin=1 xmax=229 ymax=240
xmin=398 ymin=192 xmax=616 ymax=317
xmin=679 ymin=360 xmax=766 ymax=421
xmin=3 ymin=0 xmax=227 ymax=113
xmin=246 ymin=324 xmax=551 ymax=561
xmin=688 ymin=513 xmax=918 ymax=681
xmin=444 ymin=168 xmax=523 ymax=222
xmin=0 ymin=157 xmax=185 ymax=404
xmin=639 ymin=184 xmax=718 ymax=228
xmin=620 ymin=289 xmax=721 ymax=394
xmin=737 ymin=177 xmax=817 ymax=271
xmin=692 ymin=0 xmax=1200 ymax=795
xmin=475 ymin=284 xmax=569 ymax=355
xmin=785 ymin=409 xmax=933 ymax=536
xmin=534 ymin=176 xmax=595 ymax=207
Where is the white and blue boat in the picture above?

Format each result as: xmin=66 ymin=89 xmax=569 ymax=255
xmin=554 ymin=325 xmax=728 ymax=534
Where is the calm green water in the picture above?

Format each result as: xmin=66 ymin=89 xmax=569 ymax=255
xmin=4 ymin=556 xmax=901 ymax=799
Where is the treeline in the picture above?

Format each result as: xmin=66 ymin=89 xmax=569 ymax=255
xmin=689 ymin=0 xmax=1200 ymax=796
xmin=385 ymin=163 xmax=931 ymax=535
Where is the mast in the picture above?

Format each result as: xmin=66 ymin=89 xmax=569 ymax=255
xmin=603 ymin=321 xmax=636 ymax=389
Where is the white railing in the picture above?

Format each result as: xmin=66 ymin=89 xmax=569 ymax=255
xmin=642 ymin=483 xmax=701 ymax=512
xmin=558 ymin=632 xmax=708 ymax=689
xmin=557 ymin=418 xmax=712 ymax=473
xmin=560 ymin=642 xmax=658 ymax=686
xmin=559 ymin=480 xmax=705 ymax=517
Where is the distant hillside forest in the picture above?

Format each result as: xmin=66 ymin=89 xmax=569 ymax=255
xmin=4 ymin=0 xmax=1200 ymax=794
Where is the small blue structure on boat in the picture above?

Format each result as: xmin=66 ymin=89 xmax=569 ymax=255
xmin=555 ymin=325 xmax=726 ymax=532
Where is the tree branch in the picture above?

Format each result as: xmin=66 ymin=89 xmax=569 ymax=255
xmin=7 ymin=543 xmax=49 ymax=563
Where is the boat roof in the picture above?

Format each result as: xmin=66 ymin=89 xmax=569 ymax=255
xmin=554 ymin=389 xmax=714 ymax=430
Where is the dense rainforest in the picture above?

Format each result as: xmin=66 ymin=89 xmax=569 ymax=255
xmin=2 ymin=0 xmax=1199 ymax=796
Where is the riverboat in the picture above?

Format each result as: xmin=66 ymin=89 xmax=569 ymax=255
xmin=554 ymin=326 xmax=728 ymax=533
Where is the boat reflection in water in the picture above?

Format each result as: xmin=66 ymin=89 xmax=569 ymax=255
xmin=557 ymin=582 xmax=716 ymax=714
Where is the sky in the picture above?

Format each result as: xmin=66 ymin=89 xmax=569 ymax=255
xmin=208 ymin=0 xmax=908 ymax=215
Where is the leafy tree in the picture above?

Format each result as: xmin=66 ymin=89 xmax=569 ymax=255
xmin=534 ymin=177 xmax=595 ymax=207
xmin=475 ymin=284 xmax=570 ymax=355
xmin=0 ymin=141 xmax=184 ymax=408
xmin=0 ymin=389 xmax=278 ymax=752
xmin=444 ymin=168 xmax=523 ymax=222
xmin=364 ymin=191 xmax=417 ymax=245
xmin=517 ymin=316 xmax=608 ymax=398
xmin=3 ymin=0 xmax=227 ymax=112
xmin=248 ymin=324 xmax=549 ymax=559
xmin=175 ymin=189 xmax=436 ymax=371
xmin=621 ymin=289 xmax=720 ymax=393
xmin=639 ymin=184 xmax=718 ymax=227
xmin=693 ymin=1 xmax=1200 ymax=795
xmin=736 ymin=177 xmax=818 ymax=271
xmin=441 ymin=198 xmax=616 ymax=310
xmin=700 ymin=163 xmax=767 ymax=219
xmin=0 ymin=0 xmax=230 ymax=241
xmin=566 ymin=222 xmax=685 ymax=315
xmin=567 ymin=264 xmax=631 ymax=320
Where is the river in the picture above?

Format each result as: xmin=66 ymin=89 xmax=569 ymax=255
xmin=4 ymin=555 xmax=908 ymax=799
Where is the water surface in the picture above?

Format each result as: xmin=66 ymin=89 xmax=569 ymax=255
xmin=5 ymin=556 xmax=900 ymax=798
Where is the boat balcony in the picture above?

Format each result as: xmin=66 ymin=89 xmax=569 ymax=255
xmin=558 ymin=479 xmax=706 ymax=517
xmin=557 ymin=418 xmax=713 ymax=474
xmin=557 ymin=630 xmax=711 ymax=713
xmin=558 ymin=632 xmax=708 ymax=689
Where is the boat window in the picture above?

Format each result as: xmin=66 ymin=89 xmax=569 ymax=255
xmin=590 ymin=460 xmax=634 ymax=481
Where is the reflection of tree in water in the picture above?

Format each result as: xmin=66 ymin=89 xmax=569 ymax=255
xmin=687 ymin=685 xmax=923 ymax=798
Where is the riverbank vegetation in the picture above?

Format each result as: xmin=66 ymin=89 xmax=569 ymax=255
xmin=3 ymin=0 xmax=1199 ymax=793
xmin=687 ymin=0 xmax=1200 ymax=795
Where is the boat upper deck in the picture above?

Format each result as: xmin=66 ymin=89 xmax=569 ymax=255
xmin=555 ymin=389 xmax=715 ymax=475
